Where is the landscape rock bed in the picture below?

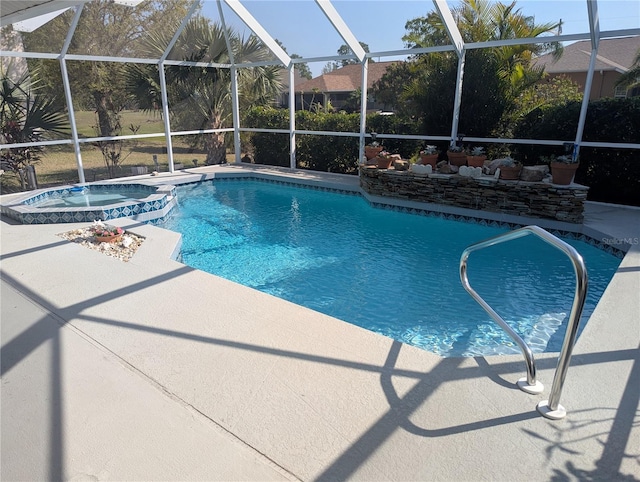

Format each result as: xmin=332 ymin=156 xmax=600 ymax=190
xmin=359 ymin=166 xmax=588 ymax=223
xmin=58 ymin=227 xmax=145 ymax=262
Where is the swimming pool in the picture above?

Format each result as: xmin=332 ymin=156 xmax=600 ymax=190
xmin=164 ymin=179 xmax=621 ymax=357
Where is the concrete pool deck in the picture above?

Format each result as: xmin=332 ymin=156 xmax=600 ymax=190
xmin=1 ymin=164 xmax=639 ymax=481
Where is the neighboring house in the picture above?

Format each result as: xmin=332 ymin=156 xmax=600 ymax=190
xmin=533 ymin=35 xmax=640 ymax=100
xmin=274 ymin=68 xmax=309 ymax=108
xmin=290 ymin=61 xmax=398 ymax=112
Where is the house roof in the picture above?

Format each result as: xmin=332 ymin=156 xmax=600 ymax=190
xmin=295 ymin=61 xmax=398 ymax=93
xmin=533 ymin=35 xmax=640 ymax=74
xmin=278 ymin=69 xmax=308 ymax=91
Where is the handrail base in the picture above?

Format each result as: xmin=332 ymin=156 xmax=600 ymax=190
xmin=517 ymin=377 xmax=544 ymax=394
xmin=536 ymin=400 xmax=567 ymax=420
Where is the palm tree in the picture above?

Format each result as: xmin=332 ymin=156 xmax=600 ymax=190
xmin=126 ymin=16 xmax=282 ymax=164
xmin=615 ymin=49 xmax=640 ymax=92
xmin=405 ymin=0 xmax=561 ymax=94
xmin=394 ymin=0 xmax=562 ymax=137
xmin=1 ymin=66 xmax=69 ymax=189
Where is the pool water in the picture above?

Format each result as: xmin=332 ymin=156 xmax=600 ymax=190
xmin=164 ymin=179 xmax=621 ymax=357
xmin=32 ymin=188 xmax=153 ymax=208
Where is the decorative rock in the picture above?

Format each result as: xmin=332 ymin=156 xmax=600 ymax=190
xmin=459 ymin=166 xmax=482 ymax=178
xmin=411 ymin=164 xmax=432 ymax=174
xmin=486 ymin=158 xmax=507 ymax=175
xmin=394 ymin=160 xmax=410 ymax=171
xmin=58 ymin=227 xmax=144 ymax=262
xmin=520 ymin=165 xmax=549 ymax=182
xmin=440 ymin=164 xmax=459 ymax=174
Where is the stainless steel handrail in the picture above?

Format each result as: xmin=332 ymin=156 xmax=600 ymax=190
xmin=460 ymin=225 xmax=588 ymax=419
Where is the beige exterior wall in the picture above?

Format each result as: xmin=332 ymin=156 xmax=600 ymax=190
xmin=548 ymin=71 xmax=624 ymax=100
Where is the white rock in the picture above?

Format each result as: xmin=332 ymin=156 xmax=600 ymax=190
xmin=411 ymin=164 xmax=432 ymax=174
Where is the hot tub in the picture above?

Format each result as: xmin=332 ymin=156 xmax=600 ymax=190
xmin=1 ymin=183 xmax=177 ymax=224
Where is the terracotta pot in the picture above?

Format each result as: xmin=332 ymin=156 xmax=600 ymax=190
xmin=365 ymin=146 xmax=383 ymax=160
xmin=376 ymin=157 xmax=393 ymax=169
xmin=96 ymin=234 xmax=122 ymax=243
xmin=467 ymin=155 xmax=487 ymax=168
xmin=499 ymin=165 xmax=522 ymax=180
xmin=551 ymin=162 xmax=579 ymax=185
xmin=447 ymin=151 xmax=467 ymax=167
xmin=419 ymin=153 xmax=439 ymax=168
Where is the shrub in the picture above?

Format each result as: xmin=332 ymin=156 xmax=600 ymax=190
xmin=244 ymin=108 xmax=429 ymax=173
xmin=243 ymin=107 xmax=289 ymax=167
xmin=513 ymin=97 xmax=640 ymax=206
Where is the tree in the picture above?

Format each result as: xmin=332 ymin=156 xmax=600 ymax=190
xmin=615 ymin=49 xmax=640 ymax=92
xmin=291 ymin=54 xmax=312 ymax=80
xmin=369 ymin=62 xmax=417 ymax=115
xmin=321 ymin=61 xmax=339 ymax=74
xmin=376 ymin=0 xmax=561 ymax=137
xmin=497 ymin=74 xmax=582 ymax=137
xmin=337 ymin=41 xmax=372 ymax=66
xmin=0 ymin=66 xmax=69 ymax=189
xmin=22 ymin=0 xmax=193 ymax=128
xmin=342 ymin=88 xmax=361 ymax=113
xmin=274 ymin=39 xmax=311 ymax=80
xmin=20 ymin=0 xmax=193 ymax=177
xmin=126 ymin=16 xmax=282 ymax=164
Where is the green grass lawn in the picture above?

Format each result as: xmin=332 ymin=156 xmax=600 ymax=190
xmin=73 ymin=110 xmax=167 ymax=139
xmin=1 ymin=111 xmax=235 ymax=193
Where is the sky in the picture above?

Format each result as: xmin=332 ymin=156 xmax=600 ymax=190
xmin=202 ymin=0 xmax=640 ymax=76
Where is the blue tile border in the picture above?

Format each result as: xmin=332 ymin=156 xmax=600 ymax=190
xmin=1 ymin=183 xmax=174 ymax=225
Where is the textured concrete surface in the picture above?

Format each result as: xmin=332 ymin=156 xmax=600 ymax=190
xmin=1 ymin=164 xmax=639 ymax=481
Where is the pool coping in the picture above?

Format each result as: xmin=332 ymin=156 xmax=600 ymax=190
xmin=1 ymin=163 xmax=638 ymax=481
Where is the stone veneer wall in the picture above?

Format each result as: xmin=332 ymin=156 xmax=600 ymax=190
xmin=359 ymin=167 xmax=588 ymax=223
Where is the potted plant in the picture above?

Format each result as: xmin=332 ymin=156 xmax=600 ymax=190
xmin=365 ymin=132 xmax=384 ymax=161
xmin=92 ymin=220 xmax=124 ymax=243
xmin=419 ymin=145 xmax=439 ymax=168
xmin=497 ymin=157 xmax=522 ymax=180
xmin=376 ymin=151 xmax=394 ymax=169
xmin=550 ymin=155 xmax=579 ymax=185
xmin=446 ymin=145 xmax=467 ymax=167
xmin=466 ymin=146 xmax=487 ymax=168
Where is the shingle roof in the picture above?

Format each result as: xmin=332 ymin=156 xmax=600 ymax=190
xmin=534 ymin=35 xmax=640 ymax=74
xmin=278 ymin=69 xmax=308 ymax=90
xmin=295 ymin=61 xmax=398 ymax=93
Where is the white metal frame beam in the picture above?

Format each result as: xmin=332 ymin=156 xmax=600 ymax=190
xmin=2 ymin=0 xmax=638 ymax=186
xmin=315 ymin=0 xmax=366 ymax=62
xmin=222 ymin=0 xmax=291 ymax=68
xmin=432 ymin=0 xmax=464 ymax=56
xmin=0 ymin=1 xmax=91 ymax=28
xmin=432 ymin=0 xmax=466 ymax=146
xmin=157 ymin=0 xmax=200 ymax=171
xmin=573 ymin=0 xmax=601 ymax=160
xmin=59 ymin=4 xmax=85 ymax=183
